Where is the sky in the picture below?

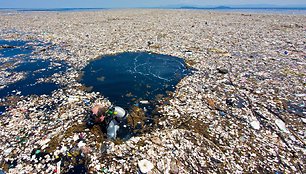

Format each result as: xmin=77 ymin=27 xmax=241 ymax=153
xmin=0 ymin=0 xmax=305 ymax=8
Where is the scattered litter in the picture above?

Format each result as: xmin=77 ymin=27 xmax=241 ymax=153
xmin=139 ymin=100 xmax=150 ymax=105
xmin=275 ymin=119 xmax=289 ymax=133
xmin=138 ymin=159 xmax=154 ymax=173
xmin=0 ymin=10 xmax=305 ymax=174
xmin=56 ymin=161 xmax=61 ymax=174
xmin=78 ymin=141 xmax=86 ymax=148
xmin=250 ymin=120 xmax=261 ymax=130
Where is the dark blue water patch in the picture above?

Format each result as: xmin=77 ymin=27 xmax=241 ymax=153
xmin=0 ymin=40 xmax=28 ymax=46
xmin=0 ymin=47 xmax=32 ymax=58
xmin=81 ymin=52 xmax=191 ymax=109
xmin=0 ymin=106 xmax=5 ymax=114
xmin=3 ymin=82 xmax=59 ymax=96
xmin=286 ymin=102 xmax=306 ymax=117
xmin=14 ymin=59 xmax=52 ymax=72
xmin=0 ymin=59 xmax=68 ymax=97
xmin=0 ymin=40 xmax=33 ymax=58
xmin=0 ymin=39 xmax=69 ymax=98
xmin=65 ymin=164 xmax=87 ymax=174
xmin=17 ymin=8 xmax=108 ymax=12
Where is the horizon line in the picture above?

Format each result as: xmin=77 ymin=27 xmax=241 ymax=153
xmin=1 ymin=6 xmax=306 ymax=10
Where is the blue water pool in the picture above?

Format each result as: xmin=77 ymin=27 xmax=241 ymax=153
xmin=81 ymin=52 xmax=191 ymax=109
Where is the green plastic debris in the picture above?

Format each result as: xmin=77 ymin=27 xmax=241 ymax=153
xmin=101 ymin=167 xmax=110 ymax=174
xmin=35 ymin=150 xmax=41 ymax=154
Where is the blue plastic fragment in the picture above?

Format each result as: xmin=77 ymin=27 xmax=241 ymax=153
xmin=219 ymin=111 xmax=226 ymax=117
xmin=83 ymin=99 xmax=90 ymax=105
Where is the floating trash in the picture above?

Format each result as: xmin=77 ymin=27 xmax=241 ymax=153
xmin=275 ymin=119 xmax=289 ymax=133
xmin=82 ymin=52 xmax=191 ymax=140
xmin=0 ymin=59 xmax=67 ymax=97
xmin=0 ymin=40 xmax=69 ymax=98
xmin=1 ymin=10 xmax=305 ymax=174
xmin=286 ymin=102 xmax=306 ymax=117
xmin=250 ymin=120 xmax=261 ymax=130
xmin=138 ymin=159 xmax=154 ymax=174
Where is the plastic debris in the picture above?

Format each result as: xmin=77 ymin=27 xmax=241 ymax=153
xmin=0 ymin=9 xmax=305 ymax=174
xmin=139 ymin=100 xmax=150 ymax=104
xmin=250 ymin=120 xmax=260 ymax=130
xmin=38 ymin=138 xmax=51 ymax=146
xmin=73 ymin=134 xmax=79 ymax=141
xmin=78 ymin=141 xmax=86 ymax=148
xmin=107 ymin=120 xmax=120 ymax=139
xmin=216 ymin=68 xmax=229 ymax=74
xmin=275 ymin=119 xmax=289 ymax=133
xmin=68 ymin=96 xmax=80 ymax=103
xmin=56 ymin=161 xmax=61 ymax=174
xmin=3 ymin=147 xmax=13 ymax=155
xmin=35 ymin=149 xmax=41 ymax=154
xmin=219 ymin=111 xmax=226 ymax=117
xmin=83 ymin=99 xmax=90 ymax=105
xmin=67 ymin=152 xmax=72 ymax=157
xmin=101 ymin=167 xmax=109 ymax=174
xmin=138 ymin=159 xmax=154 ymax=174
xmin=60 ymin=146 xmax=68 ymax=153
xmin=295 ymin=93 xmax=306 ymax=97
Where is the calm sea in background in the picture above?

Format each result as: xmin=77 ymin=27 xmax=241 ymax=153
xmin=208 ymin=8 xmax=306 ymax=15
xmin=0 ymin=8 xmax=305 ymax=15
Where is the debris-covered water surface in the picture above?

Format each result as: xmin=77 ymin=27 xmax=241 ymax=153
xmin=81 ymin=51 xmax=191 ymax=141
xmin=0 ymin=40 xmax=69 ymax=113
xmin=1 ymin=58 xmax=68 ymax=97
xmin=0 ymin=10 xmax=305 ymax=173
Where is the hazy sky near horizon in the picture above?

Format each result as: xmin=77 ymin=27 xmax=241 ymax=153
xmin=0 ymin=0 xmax=305 ymax=8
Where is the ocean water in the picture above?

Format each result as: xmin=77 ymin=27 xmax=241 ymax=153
xmin=0 ymin=59 xmax=67 ymax=97
xmin=0 ymin=8 xmax=107 ymax=13
xmin=81 ymin=52 xmax=191 ymax=110
xmin=0 ymin=40 xmax=68 ymax=112
xmin=210 ymin=8 xmax=306 ymax=15
xmin=81 ymin=52 xmax=191 ymax=140
xmin=0 ymin=40 xmax=32 ymax=58
xmin=0 ymin=8 xmax=305 ymax=15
